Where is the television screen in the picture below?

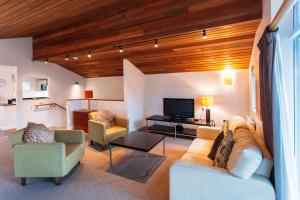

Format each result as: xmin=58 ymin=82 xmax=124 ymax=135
xmin=163 ymin=98 xmax=194 ymax=118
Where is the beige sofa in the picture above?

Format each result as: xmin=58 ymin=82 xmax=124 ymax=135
xmin=170 ymin=125 xmax=275 ymax=200
xmin=88 ymin=111 xmax=128 ymax=146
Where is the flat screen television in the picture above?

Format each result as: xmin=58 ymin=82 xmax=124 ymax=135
xmin=163 ymin=98 xmax=194 ymax=118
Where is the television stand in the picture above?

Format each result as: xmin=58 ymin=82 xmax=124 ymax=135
xmin=176 ymin=124 xmax=184 ymax=132
xmin=145 ymin=115 xmax=213 ymax=139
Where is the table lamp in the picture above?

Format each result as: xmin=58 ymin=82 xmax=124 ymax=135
xmin=200 ymin=96 xmax=214 ymax=124
xmin=84 ymin=90 xmax=93 ymax=110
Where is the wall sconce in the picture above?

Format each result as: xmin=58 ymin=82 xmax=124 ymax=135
xmin=223 ymin=68 xmax=233 ymax=85
xmin=75 ymin=81 xmax=79 ymax=85
xmin=224 ymin=77 xmax=232 ymax=85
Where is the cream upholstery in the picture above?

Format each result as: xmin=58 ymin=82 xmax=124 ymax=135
xmin=169 ymin=125 xmax=275 ymax=200
xmin=88 ymin=111 xmax=128 ymax=145
xmin=227 ymin=128 xmax=263 ymax=179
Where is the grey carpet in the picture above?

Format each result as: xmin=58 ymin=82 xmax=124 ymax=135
xmin=0 ymin=136 xmax=192 ymax=200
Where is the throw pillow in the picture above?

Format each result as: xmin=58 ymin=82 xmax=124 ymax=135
xmin=23 ymin=122 xmax=55 ymax=143
xmin=227 ymin=128 xmax=262 ymax=179
xmin=207 ymin=131 xmax=224 ymax=160
xmin=95 ymin=109 xmax=115 ymax=128
xmin=214 ymin=130 xmax=233 ymax=168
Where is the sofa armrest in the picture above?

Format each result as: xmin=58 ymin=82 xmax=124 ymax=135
xmin=13 ymin=143 xmax=66 ymax=177
xmin=88 ymin=120 xmax=106 ymax=143
xmin=115 ymin=116 xmax=128 ymax=130
xmin=170 ymin=161 xmax=275 ymax=200
xmin=196 ymin=126 xmax=221 ymax=140
xmin=54 ymin=130 xmax=85 ymax=144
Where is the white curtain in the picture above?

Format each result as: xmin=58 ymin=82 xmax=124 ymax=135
xmin=273 ymin=34 xmax=299 ymax=200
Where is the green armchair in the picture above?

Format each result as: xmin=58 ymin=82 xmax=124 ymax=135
xmin=88 ymin=111 xmax=128 ymax=147
xmin=9 ymin=129 xmax=85 ymax=186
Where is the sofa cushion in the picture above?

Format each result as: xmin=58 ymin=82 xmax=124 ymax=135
xmin=214 ymin=130 xmax=233 ymax=168
xmin=181 ymin=152 xmax=213 ymax=166
xmin=23 ymin=122 xmax=55 ymax=144
xmin=106 ymin=126 xmax=127 ymax=141
xmin=66 ymin=144 xmax=82 ymax=156
xmin=65 ymin=143 xmax=84 ymax=175
xmin=94 ymin=109 xmax=115 ymax=128
xmin=207 ymin=131 xmax=224 ymax=160
xmin=227 ymin=128 xmax=262 ymax=179
xmin=248 ymin=124 xmax=273 ymax=178
xmin=230 ymin=120 xmax=273 ymax=178
xmin=187 ymin=138 xmax=214 ymax=156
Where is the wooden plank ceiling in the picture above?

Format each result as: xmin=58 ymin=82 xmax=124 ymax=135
xmin=0 ymin=0 xmax=262 ymax=77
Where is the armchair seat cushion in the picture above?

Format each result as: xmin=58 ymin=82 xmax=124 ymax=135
xmin=106 ymin=126 xmax=127 ymax=141
xmin=65 ymin=143 xmax=84 ymax=174
xmin=66 ymin=144 xmax=82 ymax=157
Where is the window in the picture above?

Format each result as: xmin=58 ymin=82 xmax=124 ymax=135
xmin=293 ymin=1 xmax=300 ymax=192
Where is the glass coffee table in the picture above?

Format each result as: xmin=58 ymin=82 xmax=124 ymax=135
xmin=109 ymin=131 xmax=166 ymax=176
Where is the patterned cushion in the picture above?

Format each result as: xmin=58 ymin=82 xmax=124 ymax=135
xmin=207 ymin=131 xmax=224 ymax=160
xmin=214 ymin=121 xmax=234 ymax=168
xmin=94 ymin=109 xmax=115 ymax=128
xmin=23 ymin=122 xmax=55 ymax=143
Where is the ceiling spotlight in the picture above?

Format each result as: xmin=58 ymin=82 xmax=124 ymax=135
xmin=87 ymin=51 xmax=92 ymax=58
xmin=73 ymin=56 xmax=79 ymax=60
xmin=154 ymin=39 xmax=159 ymax=48
xmin=118 ymin=46 xmax=123 ymax=53
xmin=202 ymin=30 xmax=207 ymax=39
xmin=44 ymin=58 xmax=48 ymax=63
xmin=65 ymin=55 xmax=69 ymax=61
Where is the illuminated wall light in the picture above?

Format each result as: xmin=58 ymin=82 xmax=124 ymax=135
xmin=118 ymin=46 xmax=123 ymax=53
xmin=202 ymin=29 xmax=207 ymax=40
xmin=73 ymin=56 xmax=79 ymax=60
xmin=154 ymin=39 xmax=159 ymax=48
xmin=223 ymin=67 xmax=233 ymax=85
xmin=87 ymin=51 xmax=92 ymax=58
xmin=65 ymin=55 xmax=69 ymax=61
xmin=44 ymin=58 xmax=48 ymax=63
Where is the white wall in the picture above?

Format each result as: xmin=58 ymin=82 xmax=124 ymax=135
xmin=0 ymin=105 xmax=16 ymax=130
xmin=0 ymin=38 xmax=85 ymax=129
xmin=0 ymin=65 xmax=17 ymax=101
xmin=86 ymin=76 xmax=124 ymax=100
xmin=146 ymin=69 xmax=249 ymax=127
xmin=123 ymin=59 xmax=146 ymax=131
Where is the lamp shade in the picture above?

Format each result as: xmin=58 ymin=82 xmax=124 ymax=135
xmin=84 ymin=90 xmax=93 ymax=99
xmin=200 ymin=96 xmax=214 ymax=107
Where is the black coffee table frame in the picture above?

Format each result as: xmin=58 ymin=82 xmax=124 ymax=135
xmin=109 ymin=132 xmax=166 ymax=177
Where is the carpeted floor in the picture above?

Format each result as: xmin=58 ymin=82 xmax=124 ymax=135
xmin=0 ymin=135 xmax=191 ymax=200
